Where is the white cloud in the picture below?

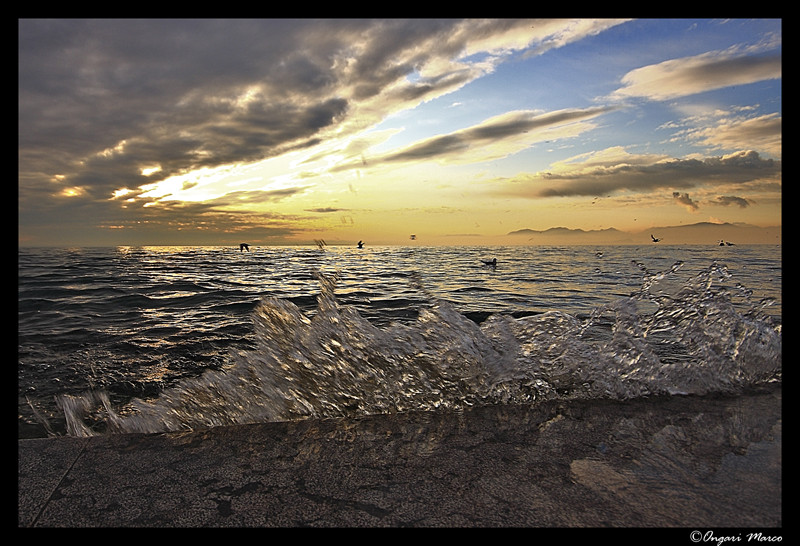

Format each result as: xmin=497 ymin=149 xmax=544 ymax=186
xmin=610 ymin=48 xmax=781 ymax=102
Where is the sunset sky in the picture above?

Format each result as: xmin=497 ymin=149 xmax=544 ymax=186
xmin=19 ymin=19 xmax=781 ymax=247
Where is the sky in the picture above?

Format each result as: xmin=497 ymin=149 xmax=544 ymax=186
xmin=19 ymin=18 xmax=782 ymax=247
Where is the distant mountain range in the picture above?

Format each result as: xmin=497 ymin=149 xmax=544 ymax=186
xmin=507 ymin=222 xmax=781 ymax=245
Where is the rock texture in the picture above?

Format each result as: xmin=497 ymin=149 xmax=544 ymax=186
xmin=19 ymin=386 xmax=781 ymax=527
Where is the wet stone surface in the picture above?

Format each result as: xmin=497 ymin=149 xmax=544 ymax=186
xmin=19 ymin=385 xmax=781 ymax=527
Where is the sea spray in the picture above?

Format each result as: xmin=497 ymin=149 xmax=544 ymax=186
xmin=53 ymin=262 xmax=781 ymax=437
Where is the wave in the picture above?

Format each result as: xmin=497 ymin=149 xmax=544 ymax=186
xmin=50 ymin=261 xmax=781 ymax=437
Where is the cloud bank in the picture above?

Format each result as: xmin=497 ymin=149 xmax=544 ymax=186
xmin=609 ymin=44 xmax=781 ymax=102
xmin=494 ymin=149 xmax=780 ymax=199
xmin=20 ymin=19 xmax=624 ymax=201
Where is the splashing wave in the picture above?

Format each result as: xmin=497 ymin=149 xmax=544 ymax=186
xmin=55 ymin=263 xmax=781 ymax=437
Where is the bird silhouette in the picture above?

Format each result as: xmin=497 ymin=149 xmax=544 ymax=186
xmin=239 ymin=243 xmax=250 ymax=252
xmin=651 ymin=235 xmax=661 ymax=242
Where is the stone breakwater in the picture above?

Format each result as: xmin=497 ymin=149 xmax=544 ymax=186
xmin=19 ymin=385 xmax=781 ymax=527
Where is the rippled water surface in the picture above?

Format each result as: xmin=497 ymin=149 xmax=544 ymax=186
xmin=18 ymin=244 xmax=781 ymax=438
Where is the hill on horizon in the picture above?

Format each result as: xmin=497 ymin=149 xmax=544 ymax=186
xmin=507 ymin=222 xmax=781 ymax=245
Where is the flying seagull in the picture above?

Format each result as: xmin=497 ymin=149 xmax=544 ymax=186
xmin=651 ymin=235 xmax=661 ymax=242
xmin=239 ymin=243 xmax=250 ymax=252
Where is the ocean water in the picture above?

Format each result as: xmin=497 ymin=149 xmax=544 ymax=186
xmin=18 ymin=244 xmax=782 ymax=439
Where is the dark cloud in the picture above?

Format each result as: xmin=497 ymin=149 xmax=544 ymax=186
xmin=672 ymin=192 xmax=699 ymax=211
xmin=386 ymin=134 xmax=470 ymax=163
xmin=713 ymin=195 xmax=753 ymax=208
xmin=202 ymin=187 xmax=308 ymax=206
xmin=305 ymin=207 xmax=348 ymax=213
xmin=19 ymin=20 xmax=438 ymax=196
xmin=510 ymin=150 xmax=780 ymax=198
xmin=384 ymin=68 xmax=476 ymax=104
xmin=389 ymin=107 xmax=613 ymax=163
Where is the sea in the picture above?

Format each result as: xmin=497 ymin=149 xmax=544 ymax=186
xmin=18 ymin=244 xmax=782 ymax=439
